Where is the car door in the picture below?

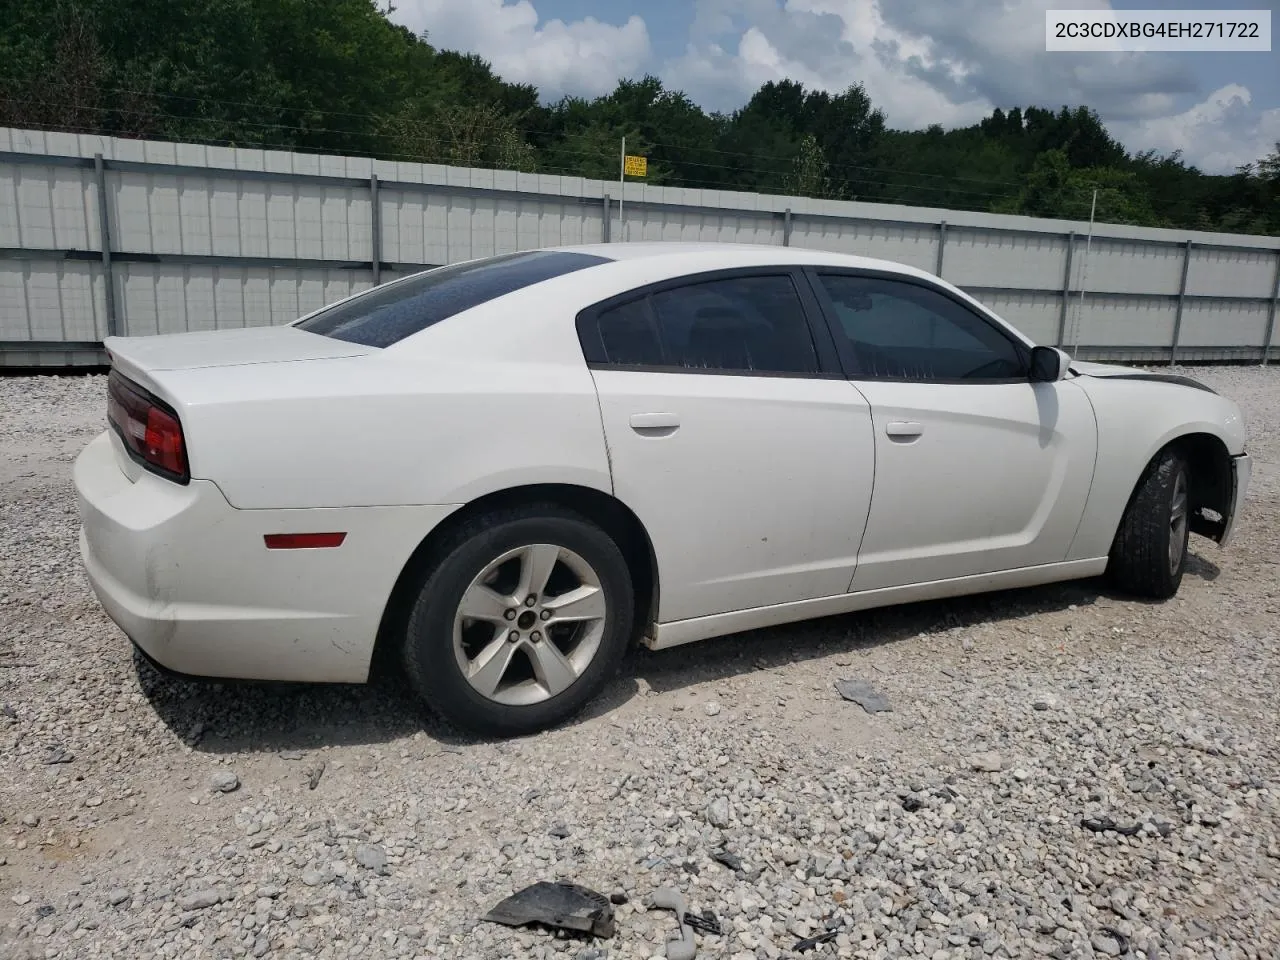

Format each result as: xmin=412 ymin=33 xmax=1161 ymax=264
xmin=578 ymin=267 xmax=876 ymax=624
xmin=805 ymin=269 xmax=1098 ymax=593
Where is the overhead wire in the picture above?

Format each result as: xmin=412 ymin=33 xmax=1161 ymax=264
xmin=4 ymin=92 xmax=1150 ymax=217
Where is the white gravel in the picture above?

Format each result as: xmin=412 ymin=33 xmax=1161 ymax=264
xmin=2 ymin=365 xmax=1279 ymax=960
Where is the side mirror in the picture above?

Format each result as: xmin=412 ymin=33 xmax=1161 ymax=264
xmin=1030 ymin=345 xmax=1071 ymax=382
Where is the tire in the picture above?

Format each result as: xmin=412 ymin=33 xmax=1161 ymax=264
xmin=1106 ymin=447 xmax=1191 ymax=599
xmin=402 ymin=504 xmax=634 ymax=737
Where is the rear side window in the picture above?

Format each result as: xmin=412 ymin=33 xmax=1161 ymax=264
xmin=297 ymin=251 xmax=611 ymax=347
xmin=593 ymin=274 xmax=820 ymax=375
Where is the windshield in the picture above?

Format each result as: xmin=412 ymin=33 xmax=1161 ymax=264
xmin=296 ymin=250 xmax=612 ymax=347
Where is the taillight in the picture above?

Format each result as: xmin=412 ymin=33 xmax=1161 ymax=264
xmin=107 ymin=370 xmax=190 ymax=484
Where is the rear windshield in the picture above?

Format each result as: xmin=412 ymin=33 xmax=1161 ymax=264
xmin=296 ymin=250 xmax=612 ymax=347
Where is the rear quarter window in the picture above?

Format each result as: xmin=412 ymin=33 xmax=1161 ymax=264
xmin=297 ymin=250 xmax=612 ymax=347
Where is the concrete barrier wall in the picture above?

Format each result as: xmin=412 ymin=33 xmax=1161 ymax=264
xmin=3 ymin=126 xmax=1278 ymax=367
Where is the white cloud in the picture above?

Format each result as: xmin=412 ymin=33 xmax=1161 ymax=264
xmin=1113 ymin=85 xmax=1280 ymax=172
xmin=387 ymin=0 xmax=1277 ymax=173
xmin=388 ymin=0 xmax=651 ymax=100
xmin=662 ymin=0 xmax=1273 ymax=172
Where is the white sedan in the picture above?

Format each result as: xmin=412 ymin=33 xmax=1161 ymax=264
xmin=74 ymin=242 xmax=1251 ymax=735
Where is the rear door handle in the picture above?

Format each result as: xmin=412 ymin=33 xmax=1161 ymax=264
xmin=629 ymin=412 xmax=680 ymax=435
xmin=886 ymin=420 xmax=923 ymax=439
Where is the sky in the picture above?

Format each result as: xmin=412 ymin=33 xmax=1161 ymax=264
xmin=388 ymin=0 xmax=1280 ymax=175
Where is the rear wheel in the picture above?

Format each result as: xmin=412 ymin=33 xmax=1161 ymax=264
xmin=1106 ymin=447 xmax=1190 ymax=599
xmin=402 ymin=505 xmax=633 ymax=736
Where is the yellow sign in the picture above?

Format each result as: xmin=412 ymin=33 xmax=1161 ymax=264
xmin=623 ymin=154 xmax=647 ymax=177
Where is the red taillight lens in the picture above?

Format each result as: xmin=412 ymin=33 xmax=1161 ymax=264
xmin=107 ymin=371 xmax=190 ymax=484
xmin=143 ymin=406 xmax=186 ymax=477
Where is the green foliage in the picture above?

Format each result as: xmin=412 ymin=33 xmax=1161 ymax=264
xmin=1 ymin=0 xmax=1275 ymax=235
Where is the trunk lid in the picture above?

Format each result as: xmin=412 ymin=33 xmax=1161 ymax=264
xmin=103 ymin=325 xmax=375 ymax=380
xmin=101 ymin=326 xmax=377 ymax=480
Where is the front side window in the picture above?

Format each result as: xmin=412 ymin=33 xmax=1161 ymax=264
xmin=816 ymin=274 xmax=1026 ymax=381
xmin=298 ymin=250 xmax=611 ymax=348
xmin=594 ymin=274 xmax=820 ymax=375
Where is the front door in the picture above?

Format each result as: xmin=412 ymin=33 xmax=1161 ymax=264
xmin=806 ymin=269 xmax=1098 ymax=592
xmin=580 ymin=268 xmax=877 ymax=623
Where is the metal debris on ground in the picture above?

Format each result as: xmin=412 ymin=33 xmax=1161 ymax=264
xmin=793 ymin=927 xmax=841 ymax=952
xmin=711 ymin=849 xmax=743 ymax=872
xmin=834 ymin=678 xmax=892 ymax=713
xmin=683 ymin=909 xmax=722 ymax=936
xmin=482 ymin=881 xmax=616 ymax=938
xmin=650 ymin=886 xmax=696 ymax=960
xmin=1080 ymin=816 xmax=1143 ymax=836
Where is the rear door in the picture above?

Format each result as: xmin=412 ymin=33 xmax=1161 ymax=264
xmin=805 ymin=268 xmax=1098 ymax=592
xmin=579 ymin=268 xmax=876 ymax=623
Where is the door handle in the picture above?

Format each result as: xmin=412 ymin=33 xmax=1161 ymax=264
xmin=885 ymin=420 xmax=923 ymax=439
xmin=629 ymin=412 xmax=680 ymax=435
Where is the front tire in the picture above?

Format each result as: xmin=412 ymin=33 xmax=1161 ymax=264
xmin=1106 ymin=447 xmax=1190 ymax=599
xmin=402 ymin=505 xmax=634 ymax=737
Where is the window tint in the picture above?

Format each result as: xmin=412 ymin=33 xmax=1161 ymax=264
xmin=297 ymin=250 xmax=611 ymax=347
xmin=595 ymin=274 xmax=819 ymax=374
xmin=597 ymin=297 xmax=664 ymax=366
xmin=816 ymin=274 xmax=1026 ymax=381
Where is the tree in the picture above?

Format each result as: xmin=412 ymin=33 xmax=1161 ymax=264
xmin=0 ymin=0 xmax=1273 ymax=235
xmin=784 ymin=134 xmax=833 ymax=198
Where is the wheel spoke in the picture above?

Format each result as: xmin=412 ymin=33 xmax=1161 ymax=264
xmin=467 ymin=634 xmax=519 ymax=698
xmin=458 ymin=583 xmax=512 ymax=624
xmin=527 ymin=639 xmax=579 ymax=698
xmin=544 ymin=584 xmax=606 ymax=624
xmin=516 ymin=544 xmax=561 ymax=600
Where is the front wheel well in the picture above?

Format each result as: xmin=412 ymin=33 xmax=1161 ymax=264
xmin=370 ymin=484 xmax=659 ymax=677
xmin=1164 ymin=432 xmax=1233 ymax=541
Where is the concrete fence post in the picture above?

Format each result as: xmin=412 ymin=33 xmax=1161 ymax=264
xmin=1169 ymin=238 xmax=1193 ymax=366
xmin=1262 ymin=250 xmax=1280 ymax=366
xmin=370 ymin=174 xmax=382 ymax=285
xmin=1056 ymin=231 xmax=1076 ymax=347
xmin=93 ymin=153 xmax=119 ymax=338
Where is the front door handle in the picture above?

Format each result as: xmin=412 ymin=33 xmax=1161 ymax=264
xmin=629 ymin=412 xmax=680 ymax=435
xmin=886 ymin=420 xmax=923 ymax=440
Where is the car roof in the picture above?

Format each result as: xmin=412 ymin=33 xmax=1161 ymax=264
xmin=548 ymin=241 xmax=939 ymax=282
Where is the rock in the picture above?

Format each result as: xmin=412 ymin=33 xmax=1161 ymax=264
xmin=834 ymin=678 xmax=892 ymax=713
xmin=705 ymin=701 xmax=722 ymax=717
xmin=301 ymin=868 xmax=330 ymax=887
xmin=354 ymin=842 xmax=388 ymax=872
xmin=21 ymin=814 xmax=39 ymax=828
xmin=706 ymin=797 xmax=732 ymax=828
xmin=210 ymin=770 xmax=240 ymax=793
xmin=969 ymin=752 xmax=1005 ymax=773
xmin=177 ymin=889 xmax=222 ymax=911
xmin=548 ymin=823 xmax=571 ymax=839
xmin=252 ymin=936 xmax=271 ymax=957
xmin=12 ymin=893 xmax=31 ymax=906
xmin=1091 ymin=931 xmax=1124 ymax=956
xmin=961 ymin=638 xmax=975 ymax=652
xmin=106 ymin=888 xmax=131 ymax=906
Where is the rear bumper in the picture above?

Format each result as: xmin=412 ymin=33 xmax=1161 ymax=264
xmin=1218 ymin=452 xmax=1251 ymax=548
xmin=74 ymin=431 xmax=457 ymax=683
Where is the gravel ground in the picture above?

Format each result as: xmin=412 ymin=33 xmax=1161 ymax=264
xmin=2 ymin=366 xmax=1279 ymax=960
